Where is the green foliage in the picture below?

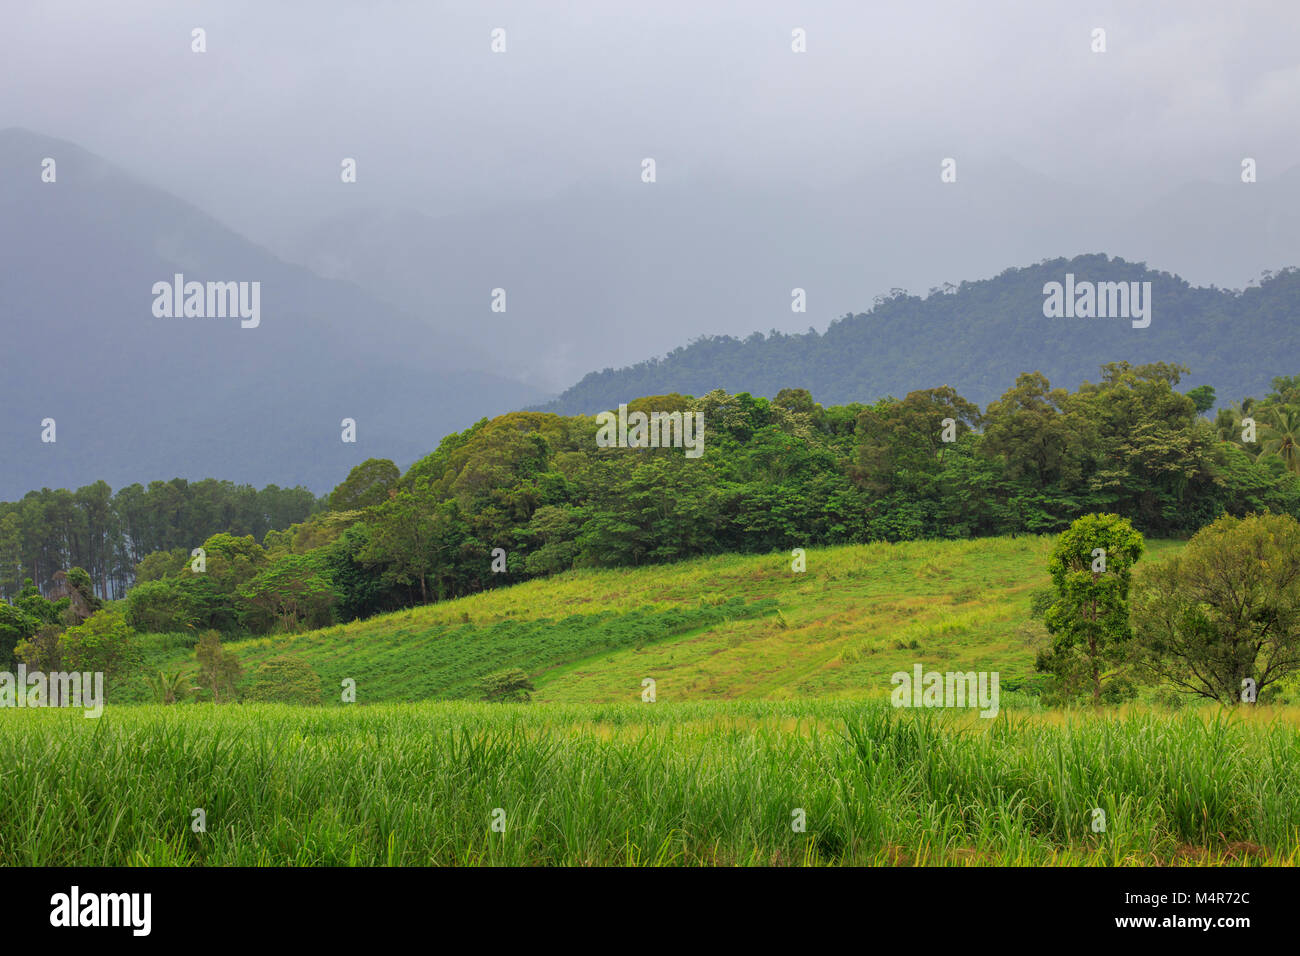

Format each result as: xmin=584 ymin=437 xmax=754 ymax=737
xmin=2 ymin=701 xmax=1299 ymax=865
xmin=125 ymin=579 xmax=200 ymax=632
xmin=320 ymin=523 xmax=404 ymax=621
xmin=13 ymin=624 xmax=63 ymax=673
xmin=1186 ymin=384 xmax=1216 ymax=414
xmin=328 ymin=458 xmax=400 ymax=511
xmin=245 ymin=656 xmax=323 ymax=705
xmin=357 ymin=491 xmax=445 ymax=603
xmin=1038 ymin=514 xmax=1144 ymax=703
xmin=1133 ymin=513 xmax=1300 ymax=705
xmin=134 ymin=548 xmax=188 ymax=584
xmin=144 ymin=668 xmax=193 ymax=704
xmin=0 ymin=601 xmax=40 ymax=669
xmin=0 ymin=479 xmax=319 ymax=602
xmin=238 ymin=554 xmax=338 ymax=632
xmin=14 ymin=579 xmax=61 ymax=626
xmin=1260 ymin=405 xmax=1300 ymax=476
xmin=195 ymin=630 xmax=243 ymax=703
xmin=521 ymin=505 xmax=582 ymax=575
xmin=57 ymin=606 xmax=141 ymax=677
xmin=477 ymin=668 xmax=535 ymax=702
xmin=17 ymin=360 xmax=1300 ymax=644
xmin=1028 ymin=587 xmax=1055 ymax=619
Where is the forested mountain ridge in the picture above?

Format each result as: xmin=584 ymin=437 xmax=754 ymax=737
xmin=283 ymin=153 xmax=1300 ymax=397
xmin=536 ymin=255 xmax=1300 ymax=415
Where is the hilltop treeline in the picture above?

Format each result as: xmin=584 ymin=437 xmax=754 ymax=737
xmin=61 ymin=361 xmax=1297 ymax=640
xmin=0 ymin=479 xmax=321 ymax=600
xmin=538 ymin=255 xmax=1300 ymax=414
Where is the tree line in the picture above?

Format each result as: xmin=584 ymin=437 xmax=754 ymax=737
xmin=4 ymin=359 xmax=1300 ymax=707
xmin=0 ymin=479 xmax=320 ymax=601
xmin=3 ymin=361 xmax=1299 ymax=662
xmin=42 ymin=361 xmax=1288 ymax=645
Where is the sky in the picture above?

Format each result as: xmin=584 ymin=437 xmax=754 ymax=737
xmin=4 ymin=1 xmax=1297 ymax=235
xmin=4 ymin=0 xmax=1299 ymax=389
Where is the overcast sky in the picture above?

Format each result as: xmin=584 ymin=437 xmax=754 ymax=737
xmin=5 ymin=0 xmax=1298 ymax=241
xmin=4 ymin=1 xmax=1300 ymax=394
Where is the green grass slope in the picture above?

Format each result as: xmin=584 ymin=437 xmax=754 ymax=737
xmin=126 ymin=536 xmax=1183 ymax=705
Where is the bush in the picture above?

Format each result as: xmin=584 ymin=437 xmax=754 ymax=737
xmin=125 ymin=579 xmax=199 ymax=632
xmin=58 ymin=606 xmax=141 ymax=677
xmin=144 ymin=669 xmax=194 ymax=704
xmin=245 ymin=656 xmax=323 ymax=705
xmin=0 ymin=602 xmax=40 ymax=669
xmin=195 ymin=630 xmax=243 ymax=703
xmin=477 ymin=668 xmax=535 ymax=703
xmin=1133 ymin=512 xmax=1300 ymax=705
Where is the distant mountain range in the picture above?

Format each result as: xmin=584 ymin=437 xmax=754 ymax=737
xmin=534 ymin=254 xmax=1300 ymax=414
xmin=278 ymin=154 xmax=1300 ymax=395
xmin=5 ymin=127 xmax=1300 ymax=500
xmin=0 ymin=129 xmax=546 ymax=500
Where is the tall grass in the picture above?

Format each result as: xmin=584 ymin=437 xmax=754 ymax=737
xmin=1 ymin=700 xmax=1295 ymax=866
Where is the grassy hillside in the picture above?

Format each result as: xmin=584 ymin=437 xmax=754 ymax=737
xmin=123 ymin=536 xmax=1185 ymax=705
xmin=30 ymin=535 xmax=1300 ymax=869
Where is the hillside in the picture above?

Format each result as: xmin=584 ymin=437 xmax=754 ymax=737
xmin=536 ymin=254 xmax=1300 ymax=414
xmin=0 ymin=128 xmax=546 ymax=498
xmin=122 ymin=536 xmax=1185 ymax=705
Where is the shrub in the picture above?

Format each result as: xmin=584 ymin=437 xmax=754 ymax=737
xmin=125 ymin=579 xmax=199 ymax=632
xmin=0 ymin=602 xmax=40 ymax=669
xmin=195 ymin=630 xmax=243 ymax=703
xmin=1133 ymin=512 xmax=1300 ymax=705
xmin=245 ymin=655 xmax=323 ymax=705
xmin=58 ymin=606 xmax=141 ymax=677
xmin=477 ymin=668 xmax=535 ymax=703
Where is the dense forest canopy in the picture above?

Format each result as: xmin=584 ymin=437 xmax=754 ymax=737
xmin=4 ymin=361 xmax=1290 ymax=656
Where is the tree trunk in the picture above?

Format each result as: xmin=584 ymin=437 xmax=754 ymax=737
xmin=1090 ymin=592 xmax=1100 ymax=704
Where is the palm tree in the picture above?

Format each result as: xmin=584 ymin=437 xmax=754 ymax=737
xmin=144 ymin=668 xmax=194 ymax=705
xmin=1216 ymin=398 xmax=1261 ymax=457
xmin=1261 ymin=405 xmax=1300 ymax=476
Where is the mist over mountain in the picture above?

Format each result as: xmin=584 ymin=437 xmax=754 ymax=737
xmin=6 ymin=124 xmax=1298 ymax=505
xmin=6 ymin=0 xmax=1299 ymax=448
xmin=0 ymin=128 xmax=546 ymax=500
xmin=535 ymin=253 xmax=1300 ymax=414
xmin=278 ymin=156 xmax=1300 ymax=396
